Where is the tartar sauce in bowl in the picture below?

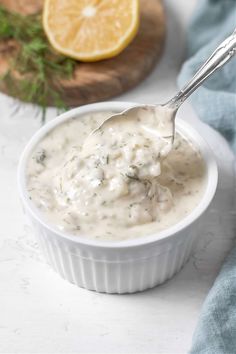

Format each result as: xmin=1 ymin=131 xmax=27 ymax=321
xmin=26 ymin=111 xmax=206 ymax=241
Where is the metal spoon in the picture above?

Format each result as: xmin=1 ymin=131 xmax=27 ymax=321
xmin=88 ymin=28 xmax=236 ymax=150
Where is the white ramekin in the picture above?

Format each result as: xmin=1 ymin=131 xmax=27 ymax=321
xmin=18 ymin=102 xmax=218 ymax=293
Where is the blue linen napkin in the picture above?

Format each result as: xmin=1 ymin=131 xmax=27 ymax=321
xmin=178 ymin=0 xmax=236 ymax=152
xmin=178 ymin=0 xmax=236 ymax=353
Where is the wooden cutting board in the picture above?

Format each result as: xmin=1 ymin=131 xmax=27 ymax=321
xmin=0 ymin=0 xmax=166 ymax=106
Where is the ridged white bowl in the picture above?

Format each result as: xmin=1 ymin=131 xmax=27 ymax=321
xmin=18 ymin=102 xmax=218 ymax=293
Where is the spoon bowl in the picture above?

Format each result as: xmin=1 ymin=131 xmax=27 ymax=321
xmin=83 ymin=104 xmax=176 ymax=161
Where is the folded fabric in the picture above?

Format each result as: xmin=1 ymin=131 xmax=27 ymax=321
xmin=178 ymin=0 xmax=236 ymax=153
xmin=189 ymin=247 xmax=236 ymax=354
xmin=178 ymin=0 xmax=236 ymax=353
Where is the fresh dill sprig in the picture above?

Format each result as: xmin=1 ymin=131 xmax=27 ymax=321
xmin=0 ymin=5 xmax=77 ymax=121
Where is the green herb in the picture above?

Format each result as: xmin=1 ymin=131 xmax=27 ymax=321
xmin=125 ymin=173 xmax=140 ymax=181
xmin=63 ymin=218 xmax=71 ymax=225
xmin=0 ymin=5 xmax=77 ymax=121
xmin=35 ymin=149 xmax=47 ymax=164
xmin=125 ymin=165 xmax=140 ymax=181
xmin=128 ymin=202 xmax=139 ymax=208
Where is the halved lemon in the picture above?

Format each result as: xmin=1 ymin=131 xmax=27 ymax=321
xmin=43 ymin=0 xmax=140 ymax=62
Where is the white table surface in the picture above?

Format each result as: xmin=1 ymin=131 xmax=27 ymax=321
xmin=0 ymin=1 xmax=235 ymax=353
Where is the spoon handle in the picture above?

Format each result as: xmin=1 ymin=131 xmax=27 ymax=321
xmin=167 ymin=28 xmax=236 ymax=109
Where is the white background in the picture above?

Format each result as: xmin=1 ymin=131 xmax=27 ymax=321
xmin=0 ymin=0 xmax=235 ymax=353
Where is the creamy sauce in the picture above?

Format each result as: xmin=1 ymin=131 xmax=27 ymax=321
xmin=26 ymin=111 xmax=206 ymax=241
xmin=82 ymin=106 xmax=174 ymax=179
